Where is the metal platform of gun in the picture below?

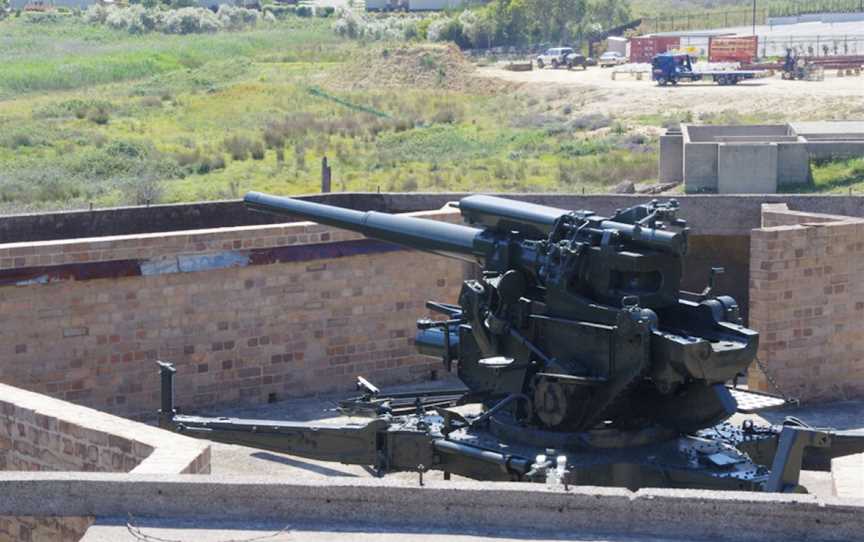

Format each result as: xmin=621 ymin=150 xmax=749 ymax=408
xmin=157 ymin=193 xmax=864 ymax=493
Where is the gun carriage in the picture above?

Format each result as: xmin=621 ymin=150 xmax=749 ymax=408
xmin=158 ymin=192 xmax=864 ymax=492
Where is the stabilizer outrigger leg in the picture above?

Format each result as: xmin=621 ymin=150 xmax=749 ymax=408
xmin=155 ymin=362 xmax=864 ymax=492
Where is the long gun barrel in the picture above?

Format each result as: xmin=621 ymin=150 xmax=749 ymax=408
xmin=244 ymin=191 xmax=484 ymax=263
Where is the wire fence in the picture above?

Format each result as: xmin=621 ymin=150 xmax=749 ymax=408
xmin=641 ymin=9 xmax=770 ymax=34
xmin=760 ymin=34 xmax=864 ymax=56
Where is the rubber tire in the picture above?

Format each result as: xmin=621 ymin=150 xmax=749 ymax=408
xmin=657 ymin=77 xmax=668 ymax=86
xmin=730 ymin=76 xmax=739 ymax=85
xmin=537 ymin=59 xmax=544 ymax=69
xmin=717 ymin=76 xmax=727 ymax=85
xmin=552 ymin=60 xmax=559 ymax=69
xmin=671 ymin=78 xmax=679 ymax=86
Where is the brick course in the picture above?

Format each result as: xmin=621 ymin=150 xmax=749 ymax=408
xmin=0 ymin=209 xmax=465 ymax=419
xmin=749 ymin=204 xmax=864 ymax=401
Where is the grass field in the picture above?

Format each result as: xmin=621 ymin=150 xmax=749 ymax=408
xmin=0 ymin=12 xmax=860 ymax=213
xmin=0 ymin=14 xmax=664 ymax=212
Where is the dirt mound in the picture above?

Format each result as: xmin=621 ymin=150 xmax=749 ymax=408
xmin=331 ymin=44 xmax=510 ymax=94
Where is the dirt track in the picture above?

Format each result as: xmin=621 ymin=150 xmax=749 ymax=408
xmin=475 ymin=64 xmax=864 ymax=121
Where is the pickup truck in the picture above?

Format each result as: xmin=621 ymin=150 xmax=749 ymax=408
xmin=536 ymin=47 xmax=588 ymax=70
xmin=651 ymin=53 xmax=759 ymax=86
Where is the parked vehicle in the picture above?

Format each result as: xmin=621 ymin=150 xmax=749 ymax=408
xmin=536 ymin=47 xmax=587 ymax=70
xmin=598 ymin=51 xmax=627 ymax=67
xmin=651 ymin=53 xmax=759 ymax=86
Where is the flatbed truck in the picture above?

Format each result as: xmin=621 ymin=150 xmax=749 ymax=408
xmin=651 ymin=53 xmax=760 ymax=86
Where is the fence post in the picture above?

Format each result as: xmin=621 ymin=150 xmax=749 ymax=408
xmin=321 ymin=156 xmax=332 ymax=193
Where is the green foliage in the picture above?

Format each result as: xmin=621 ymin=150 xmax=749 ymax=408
xmin=0 ymin=15 xmax=699 ymax=213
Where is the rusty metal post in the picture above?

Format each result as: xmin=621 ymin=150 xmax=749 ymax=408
xmin=321 ymin=156 xmax=332 ymax=193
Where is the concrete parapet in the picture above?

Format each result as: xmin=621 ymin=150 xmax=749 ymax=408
xmin=833 ymin=453 xmax=864 ymax=499
xmin=0 ymin=473 xmax=862 ymax=541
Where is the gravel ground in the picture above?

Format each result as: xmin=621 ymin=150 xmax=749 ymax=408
xmin=474 ymin=64 xmax=864 ymax=121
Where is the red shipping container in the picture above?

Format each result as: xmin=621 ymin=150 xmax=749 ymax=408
xmin=629 ymin=36 xmax=681 ymax=63
xmin=709 ymin=36 xmax=758 ymax=63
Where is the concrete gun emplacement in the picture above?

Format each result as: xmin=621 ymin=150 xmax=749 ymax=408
xmin=158 ymin=192 xmax=864 ymax=492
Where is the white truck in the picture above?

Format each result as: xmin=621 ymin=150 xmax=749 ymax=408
xmin=535 ymin=47 xmax=586 ymax=70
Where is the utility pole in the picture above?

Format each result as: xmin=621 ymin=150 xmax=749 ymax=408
xmin=752 ymin=0 xmax=756 ymax=36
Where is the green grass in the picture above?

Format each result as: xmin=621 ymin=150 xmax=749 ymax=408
xmin=14 ymin=11 xmax=859 ymax=212
xmin=1 ymin=15 xmax=670 ymax=212
xmin=780 ymin=157 xmax=864 ymax=194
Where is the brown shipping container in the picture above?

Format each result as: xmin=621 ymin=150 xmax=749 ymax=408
xmin=709 ymin=36 xmax=758 ymax=63
xmin=629 ymin=36 xmax=681 ymax=63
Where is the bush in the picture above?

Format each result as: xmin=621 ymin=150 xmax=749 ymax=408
xmin=23 ymin=11 xmax=62 ymax=24
xmin=426 ymin=17 xmax=465 ymax=48
xmin=250 ymin=140 xmax=265 ymax=160
xmin=296 ymin=5 xmax=312 ymax=17
xmin=223 ymin=135 xmax=257 ymax=161
xmin=105 ymin=5 xmax=163 ymax=34
xmin=87 ymin=106 xmax=111 ymax=125
xmin=216 ymin=5 xmax=259 ymax=31
xmin=162 ymin=7 xmax=222 ymax=34
xmin=332 ymin=8 xmax=423 ymax=41
xmin=84 ymin=4 xmax=109 ymax=24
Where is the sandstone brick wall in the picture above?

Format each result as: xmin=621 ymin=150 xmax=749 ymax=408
xmin=0 ymin=208 xmax=465 ymax=419
xmin=748 ymin=204 xmax=864 ymax=401
xmin=0 ymin=383 xmax=210 ymax=542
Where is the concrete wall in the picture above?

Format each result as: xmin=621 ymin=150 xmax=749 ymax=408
xmin=749 ymin=204 xmax=864 ymax=401
xmin=659 ymin=131 xmax=683 ymax=183
xmin=0 ymin=209 xmax=464 ymax=419
xmin=683 ymin=143 xmax=719 ymax=192
xmin=0 ymin=383 xmax=210 ymax=542
xmin=717 ymin=144 xmax=778 ymax=194
xmin=777 ymin=144 xmax=812 ymax=187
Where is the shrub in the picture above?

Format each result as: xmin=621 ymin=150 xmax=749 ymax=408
xmin=250 ymin=140 xmax=265 ymax=160
xmin=162 ymin=7 xmax=222 ymax=34
xmin=570 ymin=113 xmax=613 ymax=131
xmin=84 ymin=4 xmax=109 ymax=23
xmin=23 ymin=11 xmax=62 ymax=24
xmin=427 ymin=17 xmax=465 ymax=47
xmin=296 ymin=5 xmax=312 ymax=17
xmin=105 ymin=6 xmax=159 ymax=33
xmin=216 ymin=5 xmax=259 ymax=31
xmin=87 ymin=106 xmax=111 ymax=125
xmin=107 ymin=140 xmax=152 ymax=159
xmin=140 ymin=96 xmax=162 ymax=108
xmin=223 ymin=135 xmax=256 ymax=161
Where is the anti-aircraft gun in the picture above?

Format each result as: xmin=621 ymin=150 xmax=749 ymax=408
xmin=158 ymin=192 xmax=864 ymax=492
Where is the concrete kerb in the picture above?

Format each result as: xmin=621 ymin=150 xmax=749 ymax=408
xmin=1 ymin=473 xmax=864 ymax=541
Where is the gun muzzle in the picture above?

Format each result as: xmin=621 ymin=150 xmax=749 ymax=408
xmin=244 ymin=192 xmax=485 ymax=263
